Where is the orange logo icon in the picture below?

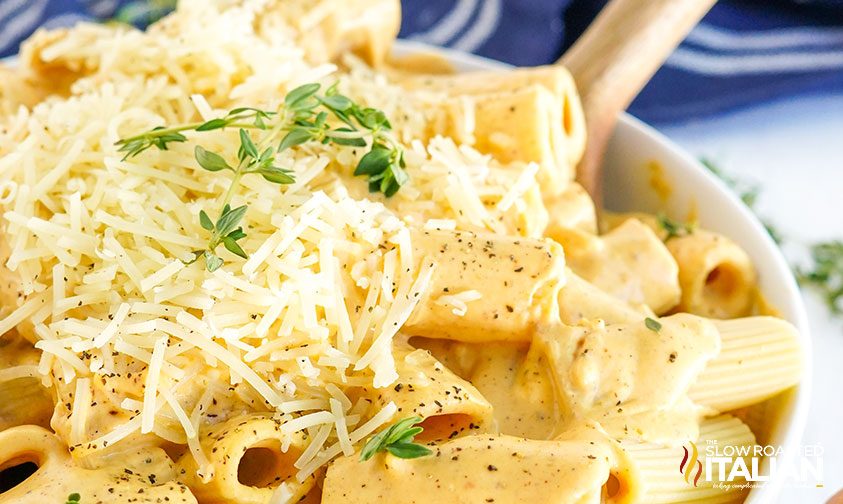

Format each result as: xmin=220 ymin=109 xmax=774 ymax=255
xmin=679 ymin=441 xmax=703 ymax=486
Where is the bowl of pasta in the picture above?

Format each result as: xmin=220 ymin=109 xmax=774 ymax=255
xmin=0 ymin=2 xmax=809 ymax=504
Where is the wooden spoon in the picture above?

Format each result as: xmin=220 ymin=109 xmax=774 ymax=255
xmin=559 ymin=0 xmax=717 ymax=202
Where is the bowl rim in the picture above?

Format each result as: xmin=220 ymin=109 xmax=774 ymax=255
xmin=391 ymin=39 xmax=812 ymax=503
xmin=2 ymin=40 xmax=812 ymax=502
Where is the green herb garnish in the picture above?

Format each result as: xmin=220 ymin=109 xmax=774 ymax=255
xmin=360 ymin=416 xmax=432 ymax=461
xmin=701 ymin=158 xmax=759 ymax=208
xmin=117 ymin=83 xmax=407 ymax=271
xmin=645 ymin=317 xmax=662 ymax=333
xmin=112 ymin=0 xmax=176 ymax=26
xmin=798 ymin=241 xmax=843 ymax=315
xmin=65 ymin=493 xmax=81 ymax=504
xmin=657 ymin=213 xmax=696 ymax=241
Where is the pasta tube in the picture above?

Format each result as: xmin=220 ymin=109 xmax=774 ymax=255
xmin=690 ymin=317 xmax=802 ymax=412
xmin=258 ymin=0 xmax=401 ymax=66
xmin=545 ymin=181 xmax=599 ymax=236
xmin=405 ymin=228 xmax=565 ymax=343
xmin=0 ymin=65 xmax=55 ymax=115
xmin=557 ymin=219 xmax=681 ymax=314
xmin=0 ymin=335 xmax=52 ymax=431
xmin=470 ymin=341 xmax=561 ymax=440
xmin=557 ymin=269 xmax=653 ymax=325
xmin=534 ymin=314 xmax=720 ymax=443
xmin=12 ymin=0 xmax=401 ymax=112
xmin=397 ymin=65 xmax=586 ymax=179
xmin=0 ymin=372 xmax=53 ymax=432
xmin=621 ymin=415 xmax=756 ymax=503
xmin=0 ymin=425 xmax=197 ymax=503
xmin=666 ymin=230 xmax=757 ymax=319
xmin=355 ymin=341 xmax=495 ymax=442
xmin=6 ymin=28 xmax=88 ymax=107
xmin=176 ymin=414 xmax=317 ymax=504
xmin=323 ymin=426 xmax=640 ymax=504
xmin=729 ymin=389 xmax=795 ymax=447
xmin=411 ymin=338 xmax=561 ymax=440
xmin=416 ymin=86 xmax=575 ymax=193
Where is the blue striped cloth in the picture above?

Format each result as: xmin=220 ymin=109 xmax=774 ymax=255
xmin=1 ymin=0 xmax=842 ymax=123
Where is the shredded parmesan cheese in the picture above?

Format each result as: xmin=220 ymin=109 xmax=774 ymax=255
xmin=0 ymin=0 xmax=551 ymax=483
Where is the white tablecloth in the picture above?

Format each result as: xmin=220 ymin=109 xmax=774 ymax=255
xmin=660 ymin=93 xmax=843 ymax=502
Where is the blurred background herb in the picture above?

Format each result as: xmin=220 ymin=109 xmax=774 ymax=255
xmin=799 ymin=242 xmax=843 ymax=316
xmin=112 ymin=0 xmax=176 ymax=27
xmin=702 ymin=157 xmax=840 ymax=317
xmin=701 ymin=158 xmax=783 ymax=245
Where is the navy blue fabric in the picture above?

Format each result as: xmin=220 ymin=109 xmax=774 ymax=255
xmin=1 ymin=0 xmax=843 ymax=124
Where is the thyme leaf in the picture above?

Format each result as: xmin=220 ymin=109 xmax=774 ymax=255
xmin=360 ymin=416 xmax=432 ymax=461
xmin=117 ymin=82 xmax=407 ymax=271
xmin=657 ymin=213 xmax=696 ymax=241
xmin=645 ymin=317 xmax=662 ymax=333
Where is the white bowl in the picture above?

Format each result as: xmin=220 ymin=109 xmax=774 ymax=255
xmin=2 ymin=40 xmax=810 ymax=502
xmin=393 ymin=40 xmax=811 ymax=504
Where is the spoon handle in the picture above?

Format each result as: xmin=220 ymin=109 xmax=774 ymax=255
xmin=559 ymin=0 xmax=716 ymax=200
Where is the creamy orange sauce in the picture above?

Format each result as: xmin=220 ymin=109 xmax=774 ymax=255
xmin=413 ymin=314 xmax=721 ymax=446
xmin=534 ymin=315 xmax=720 ymax=444
xmin=405 ymin=229 xmax=565 ymax=343
xmin=410 ymin=338 xmax=559 ymax=440
xmin=0 ymin=0 xmax=806 ymax=502
xmin=323 ymin=426 xmax=640 ymax=504
xmin=751 ymin=289 xmax=781 ymax=317
xmin=647 ymin=161 xmax=672 ymax=203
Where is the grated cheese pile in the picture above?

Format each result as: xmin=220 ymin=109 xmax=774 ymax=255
xmin=0 ymin=0 xmax=548 ymax=481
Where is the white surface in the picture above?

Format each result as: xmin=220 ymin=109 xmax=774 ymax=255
xmin=659 ymin=93 xmax=843 ymax=503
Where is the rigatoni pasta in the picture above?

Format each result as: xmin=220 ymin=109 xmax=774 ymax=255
xmin=557 ymin=269 xmax=654 ymax=325
xmin=544 ymin=181 xmax=599 ymax=235
xmin=352 ymin=341 xmax=495 ymax=441
xmin=622 ymin=415 xmax=756 ymax=503
xmin=0 ymin=333 xmax=53 ymax=431
xmin=533 ymin=314 xmax=720 ymax=444
xmin=556 ymin=218 xmax=681 ymax=314
xmin=176 ymin=414 xmax=317 ymax=504
xmin=667 ymin=230 xmax=757 ymax=319
xmin=323 ymin=425 xmax=641 ymax=503
xmin=396 ymin=65 xmax=587 ymax=187
xmin=0 ymin=0 xmax=803 ymax=503
xmin=403 ymin=228 xmax=565 ymax=343
xmin=0 ymin=425 xmax=197 ymax=503
xmin=690 ymin=317 xmax=802 ymax=412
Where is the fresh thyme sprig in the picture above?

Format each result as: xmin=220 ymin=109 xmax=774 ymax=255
xmin=117 ymin=83 xmax=407 ymax=271
xmin=798 ymin=241 xmax=843 ymax=315
xmin=657 ymin=213 xmax=696 ymax=241
xmin=701 ymin=158 xmax=759 ymax=208
xmin=278 ymin=82 xmax=409 ymax=197
xmin=115 ymin=107 xmax=276 ymax=160
xmin=184 ymin=125 xmax=294 ymax=271
xmin=360 ymin=416 xmax=432 ymax=461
